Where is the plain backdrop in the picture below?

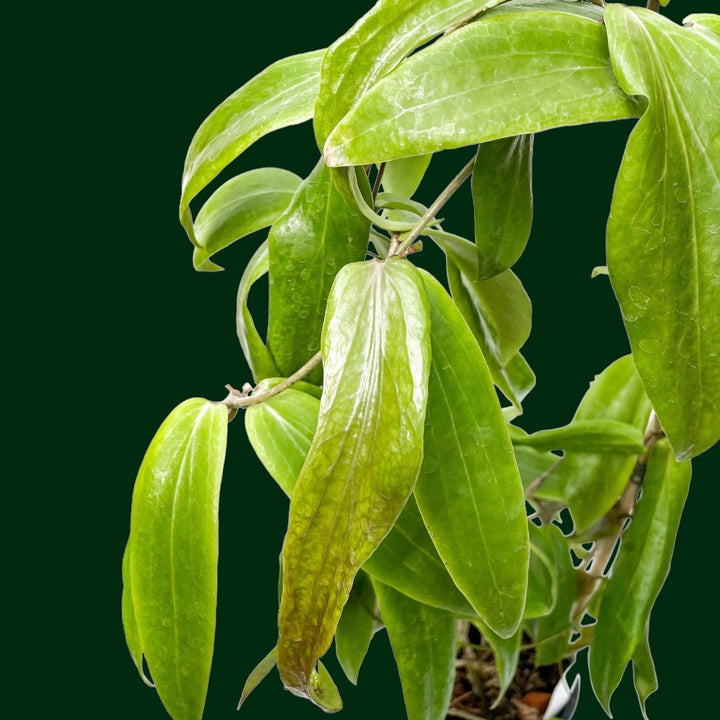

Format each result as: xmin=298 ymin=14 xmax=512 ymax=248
xmin=11 ymin=1 xmax=717 ymax=719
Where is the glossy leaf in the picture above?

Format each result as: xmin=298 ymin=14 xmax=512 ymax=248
xmin=314 ymin=0 xmax=509 ymax=146
xmin=238 ymin=646 xmax=278 ymax=709
xmin=485 ymin=0 xmax=603 ymax=22
xmin=235 ymin=241 xmax=281 ymax=382
xmin=588 ymin=439 xmax=691 ymax=713
xmin=121 ymin=542 xmax=153 ymax=687
xmin=472 ymin=135 xmax=533 ymax=279
xmin=267 ymin=159 xmax=369 ymax=385
xmin=473 ymin=618 xmax=522 ymax=702
xmin=335 ymin=571 xmax=379 ymax=685
xmin=539 ymin=356 xmax=652 ymax=535
xmin=381 ymin=154 xmax=432 ymax=199
xmin=180 ymin=49 xmax=324 ymax=243
xmin=124 ymin=398 xmax=228 ymax=720
xmin=308 ymin=662 xmax=343 ymax=713
xmin=415 ymin=270 xmax=528 ymax=638
xmin=324 ymin=9 xmax=639 ymax=166
xmin=511 ymin=419 xmax=646 ymax=455
xmin=373 ymin=580 xmax=456 ymax=720
xmin=605 ymin=5 xmax=720 ymax=460
xmin=192 ymin=168 xmax=301 ymax=271
xmin=277 ymin=259 xmax=431 ymax=701
xmin=632 ymin=631 xmax=658 ymax=720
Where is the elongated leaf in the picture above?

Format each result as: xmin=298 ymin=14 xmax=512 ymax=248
xmin=324 ymin=10 xmax=639 ymax=166
xmin=605 ymin=5 xmax=720 ymax=460
xmin=472 ymin=135 xmax=533 ymax=279
xmin=415 ymin=270 xmax=528 ymax=637
xmin=588 ymin=439 xmax=691 ymax=713
xmin=381 ymin=154 xmax=433 ymax=198
xmin=308 ymin=662 xmax=343 ymax=713
xmin=472 ymin=618 xmax=522 ymax=702
xmin=124 ymin=398 xmax=228 ymax=720
xmin=238 ymin=646 xmax=278 ymax=709
xmin=277 ymin=259 xmax=431 ymax=701
xmin=525 ymin=526 xmax=555 ymax=620
xmin=121 ymin=542 xmax=153 ymax=687
xmin=539 ymin=356 xmax=652 ymax=534
xmin=267 ymin=159 xmax=369 ymax=384
xmin=235 ymin=241 xmax=280 ymax=382
xmin=632 ymin=630 xmax=658 ymax=720
xmin=192 ymin=168 xmax=301 ymax=271
xmin=486 ymin=0 xmax=603 ymax=21
xmin=335 ymin=571 xmax=379 ymax=685
xmin=512 ymin=419 xmax=646 ymax=455
xmin=373 ymin=580 xmax=456 ymax=720
xmin=180 ymin=49 xmax=324 ymax=244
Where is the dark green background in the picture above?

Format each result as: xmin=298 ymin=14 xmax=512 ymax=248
xmin=18 ymin=1 xmax=717 ymax=718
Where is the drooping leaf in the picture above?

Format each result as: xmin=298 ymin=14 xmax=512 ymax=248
xmin=373 ymin=580 xmax=457 ymax=720
xmin=124 ymin=398 xmax=228 ymax=720
xmin=267 ymin=159 xmax=369 ymax=385
xmin=180 ymin=49 xmax=324 ymax=244
xmin=277 ymin=259 xmax=431 ymax=702
xmin=235 ymin=241 xmax=281 ymax=382
xmin=588 ymin=439 xmax=691 ymax=713
xmin=324 ymin=9 xmax=639 ymax=166
xmin=415 ymin=270 xmax=528 ymax=638
xmin=472 ymin=135 xmax=533 ymax=279
xmin=472 ymin=618 xmax=522 ymax=702
xmin=191 ymin=168 xmax=301 ymax=271
xmin=539 ymin=355 xmax=652 ymax=535
xmin=381 ymin=154 xmax=433 ymax=198
xmin=632 ymin=630 xmax=658 ymax=720
xmin=605 ymin=5 xmax=720 ymax=460
xmin=335 ymin=571 xmax=379 ymax=685
xmin=308 ymin=662 xmax=343 ymax=713
xmin=238 ymin=646 xmax=278 ymax=709
xmin=510 ymin=419 xmax=646 ymax=455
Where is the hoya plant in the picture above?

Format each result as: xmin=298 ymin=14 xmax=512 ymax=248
xmin=122 ymin=1 xmax=720 ymax=719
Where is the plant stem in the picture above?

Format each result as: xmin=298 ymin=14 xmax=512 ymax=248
xmin=372 ymin=162 xmax=386 ymax=202
xmin=222 ymin=351 xmax=322 ymax=412
xmin=646 ymin=0 xmax=660 ymax=12
xmin=392 ymin=155 xmax=476 ymax=257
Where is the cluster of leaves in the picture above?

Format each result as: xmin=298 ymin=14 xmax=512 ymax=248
xmin=122 ymin=2 xmax=719 ymax=720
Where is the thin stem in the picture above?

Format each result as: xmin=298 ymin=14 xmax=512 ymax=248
xmin=372 ymin=162 xmax=386 ymax=202
xmin=646 ymin=0 xmax=660 ymax=12
xmin=391 ymin=155 xmax=475 ymax=257
xmin=223 ymin=351 xmax=322 ymax=410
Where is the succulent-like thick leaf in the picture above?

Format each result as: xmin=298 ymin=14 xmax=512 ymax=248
xmin=539 ymin=356 xmax=652 ymax=534
xmin=180 ymin=49 xmax=324 ymax=244
xmin=335 ymin=570 xmax=379 ymax=685
xmin=124 ymin=398 xmax=228 ymax=720
xmin=238 ymin=646 xmax=278 ymax=709
xmin=415 ymin=270 xmax=528 ymax=638
xmin=473 ymin=618 xmax=522 ymax=702
xmin=277 ymin=259 xmax=431 ymax=701
xmin=632 ymin=631 xmax=658 ymax=720
xmin=267 ymin=159 xmax=369 ymax=385
xmin=191 ymin=168 xmax=301 ymax=271
xmin=235 ymin=241 xmax=281 ymax=382
xmin=605 ymin=5 xmax=720 ymax=460
xmin=314 ymin=0 xmax=509 ymax=146
xmin=373 ymin=580 xmax=456 ymax=720
xmin=472 ymin=135 xmax=533 ymax=279
xmin=530 ymin=523 xmax=576 ymax=666
xmin=381 ymin=154 xmax=432 ymax=199
xmin=511 ymin=419 xmax=646 ymax=455
xmin=324 ymin=10 xmax=639 ymax=166
xmin=588 ymin=439 xmax=691 ymax=713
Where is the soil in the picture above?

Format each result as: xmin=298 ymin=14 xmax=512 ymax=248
xmin=447 ymin=626 xmax=569 ymax=720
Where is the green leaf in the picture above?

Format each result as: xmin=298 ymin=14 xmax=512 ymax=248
xmin=308 ymin=662 xmax=343 ymax=713
xmin=381 ymin=154 xmax=433 ymax=199
xmin=335 ymin=571 xmax=379 ymax=685
xmin=238 ymin=646 xmax=278 ymax=709
xmin=121 ymin=542 xmax=153 ymax=687
xmin=525 ymin=527 xmax=555 ymax=620
xmin=512 ymin=419 xmax=646 ymax=455
xmin=472 ymin=135 xmax=533 ymax=279
xmin=632 ymin=630 xmax=658 ymax=720
xmin=191 ymin=168 xmax=301 ymax=271
xmin=235 ymin=241 xmax=281 ymax=382
xmin=485 ymin=0 xmax=603 ymax=21
xmin=267 ymin=159 xmax=369 ymax=385
xmin=472 ymin=618 xmax=522 ymax=702
xmin=605 ymin=5 xmax=720 ymax=460
xmin=180 ymin=49 xmax=324 ymax=244
xmin=514 ymin=444 xmax=564 ymax=503
xmin=245 ymin=385 xmax=320 ymax=497
xmin=277 ymin=259 xmax=431 ymax=701
xmin=415 ymin=270 xmax=528 ymax=638
xmin=588 ymin=439 xmax=691 ymax=713
xmin=124 ymin=398 xmax=228 ymax=720
xmin=539 ymin=356 xmax=652 ymax=535
xmin=684 ymin=13 xmax=720 ymax=37
xmin=373 ymin=580 xmax=456 ymax=720
xmin=314 ymin=0 xmax=509 ymax=147
xmin=530 ymin=523 xmax=576 ymax=666
xmin=324 ymin=9 xmax=639 ymax=166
